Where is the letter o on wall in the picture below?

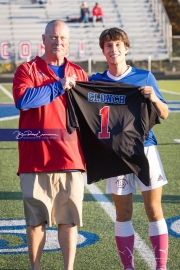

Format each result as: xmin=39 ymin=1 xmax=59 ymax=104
xmin=1 ymin=42 xmax=11 ymax=60
xmin=19 ymin=41 xmax=32 ymax=59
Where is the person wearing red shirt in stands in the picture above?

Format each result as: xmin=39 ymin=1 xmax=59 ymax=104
xmin=92 ymin=2 xmax=105 ymax=26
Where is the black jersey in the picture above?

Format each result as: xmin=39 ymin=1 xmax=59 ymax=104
xmin=67 ymin=81 xmax=160 ymax=186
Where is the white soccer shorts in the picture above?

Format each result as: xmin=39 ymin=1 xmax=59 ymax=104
xmin=106 ymin=145 xmax=168 ymax=195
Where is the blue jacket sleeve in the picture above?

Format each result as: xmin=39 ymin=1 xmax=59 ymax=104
xmin=16 ymin=81 xmax=65 ymax=110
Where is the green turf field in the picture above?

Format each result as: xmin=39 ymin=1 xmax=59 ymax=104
xmin=0 ymin=81 xmax=180 ymax=270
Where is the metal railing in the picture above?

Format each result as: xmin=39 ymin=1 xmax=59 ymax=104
xmin=149 ymin=0 xmax=172 ymax=59
xmin=172 ymin=36 xmax=180 ymax=59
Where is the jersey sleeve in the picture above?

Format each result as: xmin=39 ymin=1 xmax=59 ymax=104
xmin=147 ymin=72 xmax=166 ymax=103
xmin=13 ymin=64 xmax=65 ymax=110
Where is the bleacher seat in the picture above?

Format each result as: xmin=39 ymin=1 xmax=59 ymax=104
xmin=0 ymin=0 xmax=171 ymax=62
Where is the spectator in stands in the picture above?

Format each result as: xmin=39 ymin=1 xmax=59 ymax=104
xmin=80 ymin=2 xmax=90 ymax=23
xmin=32 ymin=0 xmax=49 ymax=4
xmin=36 ymin=0 xmax=46 ymax=5
xmin=13 ymin=20 xmax=88 ymax=270
xmin=92 ymin=2 xmax=105 ymax=27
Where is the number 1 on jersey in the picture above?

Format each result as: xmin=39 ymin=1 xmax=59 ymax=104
xmin=98 ymin=106 xmax=110 ymax=139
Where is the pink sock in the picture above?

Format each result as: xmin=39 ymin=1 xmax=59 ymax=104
xmin=149 ymin=219 xmax=168 ymax=270
xmin=150 ymin=234 xmax=168 ymax=270
xmin=115 ymin=235 xmax=134 ymax=269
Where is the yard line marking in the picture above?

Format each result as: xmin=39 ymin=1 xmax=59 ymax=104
xmin=167 ymin=101 xmax=180 ymax=112
xmin=174 ymin=139 xmax=180 ymax=143
xmin=83 ymin=174 xmax=156 ymax=270
xmin=0 ymin=84 xmax=13 ymax=99
xmin=169 ymin=110 xmax=180 ymax=113
xmin=160 ymin=89 xmax=180 ymax=95
xmin=0 ymin=102 xmax=14 ymax=105
xmin=167 ymin=101 xmax=180 ymax=103
xmin=0 ymin=115 xmax=19 ymax=121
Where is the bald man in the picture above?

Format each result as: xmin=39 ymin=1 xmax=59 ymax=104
xmin=13 ymin=20 xmax=88 ymax=270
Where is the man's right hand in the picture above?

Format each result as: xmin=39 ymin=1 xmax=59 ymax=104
xmin=60 ymin=76 xmax=76 ymax=91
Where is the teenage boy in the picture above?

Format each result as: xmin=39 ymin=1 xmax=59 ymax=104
xmin=89 ymin=27 xmax=169 ymax=270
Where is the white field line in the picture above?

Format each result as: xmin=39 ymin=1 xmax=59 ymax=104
xmin=174 ymin=139 xmax=180 ymax=143
xmin=0 ymin=84 xmax=19 ymax=121
xmin=169 ymin=110 xmax=180 ymax=113
xmin=0 ymin=102 xmax=14 ymax=104
xmin=83 ymin=174 xmax=156 ymax=270
xmin=0 ymin=84 xmax=13 ymax=99
xmin=0 ymin=115 xmax=19 ymax=121
xmin=160 ymin=89 xmax=180 ymax=95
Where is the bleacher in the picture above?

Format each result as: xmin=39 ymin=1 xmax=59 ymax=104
xmin=0 ymin=0 xmax=172 ymax=63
